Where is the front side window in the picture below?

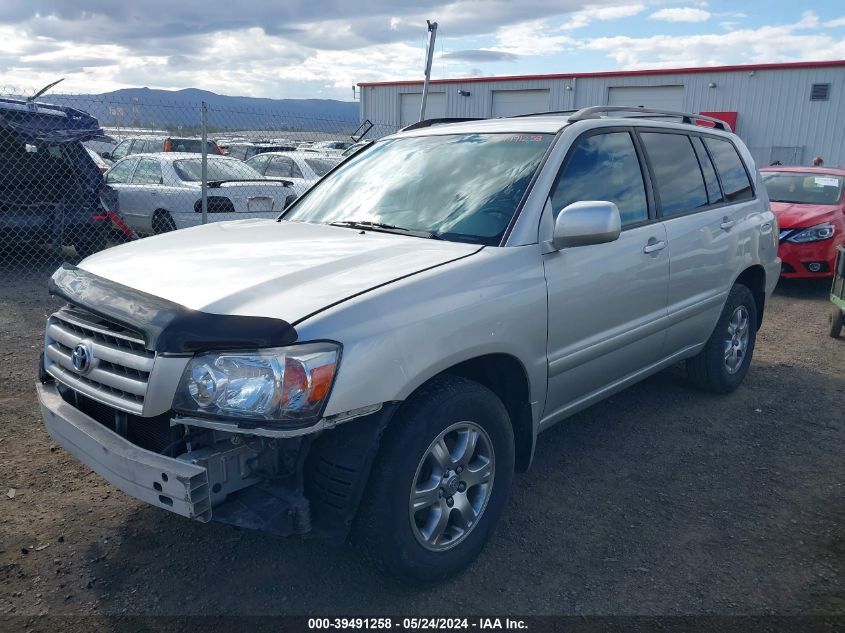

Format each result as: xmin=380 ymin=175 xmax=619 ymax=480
xmin=762 ymin=172 xmax=844 ymax=205
xmin=704 ymin=137 xmax=754 ymax=202
xmin=105 ymin=158 xmax=137 ymax=184
xmin=551 ymin=131 xmax=648 ymax=227
xmin=132 ymin=158 xmax=162 ymax=184
xmin=641 ymin=132 xmax=708 ymax=217
xmin=284 ymin=133 xmax=554 ymax=245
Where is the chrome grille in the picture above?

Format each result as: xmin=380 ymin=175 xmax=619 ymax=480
xmin=44 ymin=306 xmax=154 ymax=415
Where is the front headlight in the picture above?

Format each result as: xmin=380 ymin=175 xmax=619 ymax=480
xmin=787 ymin=222 xmax=835 ymax=243
xmin=173 ymin=342 xmax=340 ymax=425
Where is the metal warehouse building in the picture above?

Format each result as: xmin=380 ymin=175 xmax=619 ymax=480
xmin=358 ymin=60 xmax=845 ymax=167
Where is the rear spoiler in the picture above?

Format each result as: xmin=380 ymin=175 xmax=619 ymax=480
xmin=207 ymin=179 xmax=293 ymax=188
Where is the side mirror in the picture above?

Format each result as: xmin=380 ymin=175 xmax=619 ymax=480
xmin=552 ymin=201 xmax=622 ymax=250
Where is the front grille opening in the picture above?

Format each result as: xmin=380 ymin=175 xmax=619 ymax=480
xmin=60 ymin=387 xmax=179 ymax=454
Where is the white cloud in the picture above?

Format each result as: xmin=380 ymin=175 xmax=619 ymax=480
xmin=491 ymin=19 xmax=577 ymax=56
xmin=562 ymin=3 xmax=646 ymax=30
xmin=584 ymin=14 xmax=845 ymax=69
xmin=650 ymin=7 xmax=711 ymax=23
xmin=827 ymin=16 xmax=845 ymax=27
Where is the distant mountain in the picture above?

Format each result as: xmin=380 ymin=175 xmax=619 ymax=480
xmin=47 ymin=87 xmax=360 ymax=133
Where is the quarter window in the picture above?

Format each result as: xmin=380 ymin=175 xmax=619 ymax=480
xmin=640 ymin=132 xmax=708 ymax=217
xmin=550 ymin=131 xmax=648 ymax=227
xmin=704 ymin=137 xmax=754 ymax=202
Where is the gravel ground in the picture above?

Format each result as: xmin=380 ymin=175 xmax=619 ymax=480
xmin=1 ymin=270 xmax=843 ymax=625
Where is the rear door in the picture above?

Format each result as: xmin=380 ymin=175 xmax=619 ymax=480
xmin=542 ymin=128 xmax=670 ymax=423
xmin=125 ymin=158 xmax=166 ymax=234
xmin=638 ymin=130 xmax=755 ymax=353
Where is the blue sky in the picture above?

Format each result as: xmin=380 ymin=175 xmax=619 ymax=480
xmin=0 ymin=1 xmax=843 ymax=99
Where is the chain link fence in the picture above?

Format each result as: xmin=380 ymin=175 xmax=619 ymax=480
xmin=0 ymin=87 xmax=398 ymax=286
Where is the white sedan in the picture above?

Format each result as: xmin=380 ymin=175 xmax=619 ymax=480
xmin=104 ymin=153 xmax=295 ymax=235
xmin=245 ymin=152 xmax=340 ymax=198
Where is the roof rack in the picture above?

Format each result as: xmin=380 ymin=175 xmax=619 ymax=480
xmin=399 ymin=117 xmax=484 ymax=132
xmin=506 ymin=109 xmax=578 ymax=118
xmin=568 ymin=106 xmax=731 ymax=131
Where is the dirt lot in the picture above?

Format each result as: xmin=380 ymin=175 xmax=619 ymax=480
xmin=1 ymin=269 xmax=844 ymax=625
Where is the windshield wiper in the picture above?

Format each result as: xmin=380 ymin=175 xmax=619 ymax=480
xmin=329 ymin=220 xmax=442 ymax=239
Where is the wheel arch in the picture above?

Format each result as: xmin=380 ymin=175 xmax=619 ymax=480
xmin=733 ymin=264 xmax=766 ymax=328
xmin=421 ymin=353 xmax=535 ymax=473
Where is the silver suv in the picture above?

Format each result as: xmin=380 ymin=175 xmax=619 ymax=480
xmin=37 ymin=107 xmax=779 ymax=581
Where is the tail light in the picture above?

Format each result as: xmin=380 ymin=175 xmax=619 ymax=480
xmin=164 ymin=139 xmax=172 ymax=152
xmin=214 ymin=143 xmax=224 ymax=155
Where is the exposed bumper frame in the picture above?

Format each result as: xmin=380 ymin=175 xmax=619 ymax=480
xmin=37 ymin=382 xmax=212 ymax=522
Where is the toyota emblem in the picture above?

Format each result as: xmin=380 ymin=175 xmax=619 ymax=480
xmin=71 ymin=343 xmax=93 ymax=374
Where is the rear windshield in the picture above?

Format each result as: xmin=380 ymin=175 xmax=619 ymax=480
xmin=173 ymin=158 xmax=264 ymax=182
xmin=304 ymin=157 xmax=340 ymax=177
xmin=762 ymin=172 xmax=844 ymax=205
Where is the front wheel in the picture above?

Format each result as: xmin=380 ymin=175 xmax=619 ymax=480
xmin=355 ymin=375 xmax=514 ymax=582
xmin=830 ymin=306 xmax=844 ymax=339
xmin=687 ymin=284 xmax=758 ymax=393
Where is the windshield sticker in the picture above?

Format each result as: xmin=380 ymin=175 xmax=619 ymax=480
xmin=814 ymin=176 xmax=840 ymax=187
xmin=506 ymin=135 xmax=546 ymax=142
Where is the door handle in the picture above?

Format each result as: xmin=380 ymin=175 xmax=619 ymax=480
xmin=720 ymin=217 xmax=735 ymax=230
xmin=643 ymin=239 xmax=667 ymax=254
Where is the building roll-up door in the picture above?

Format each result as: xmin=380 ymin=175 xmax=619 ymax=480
xmin=607 ymin=85 xmax=684 ymax=111
xmin=491 ymin=89 xmax=551 ymax=117
xmin=399 ymin=92 xmax=446 ymax=127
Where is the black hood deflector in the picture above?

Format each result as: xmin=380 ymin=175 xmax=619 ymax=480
xmin=49 ymin=264 xmax=298 ymax=353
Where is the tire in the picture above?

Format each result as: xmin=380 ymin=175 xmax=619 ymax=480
xmin=354 ymin=375 xmax=514 ymax=582
xmin=687 ymin=284 xmax=758 ymax=393
xmin=830 ymin=307 xmax=845 ymax=339
xmin=152 ymin=211 xmax=176 ymax=235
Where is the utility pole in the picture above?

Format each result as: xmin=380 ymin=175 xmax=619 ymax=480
xmin=419 ymin=20 xmax=438 ymax=122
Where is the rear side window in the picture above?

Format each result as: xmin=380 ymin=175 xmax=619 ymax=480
xmin=704 ymin=137 xmax=754 ymax=202
xmin=640 ymin=132 xmax=708 ymax=217
xmin=691 ymin=137 xmax=724 ymax=205
xmin=132 ymin=158 xmax=162 ymax=184
xmin=266 ymin=156 xmax=294 ymax=178
xmin=246 ymin=154 xmax=270 ymax=173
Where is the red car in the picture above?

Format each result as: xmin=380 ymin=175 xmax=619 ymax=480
xmin=760 ymin=166 xmax=845 ymax=278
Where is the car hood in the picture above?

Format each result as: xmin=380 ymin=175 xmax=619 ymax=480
xmin=770 ymin=201 xmax=841 ymax=228
xmin=79 ymin=219 xmax=482 ymax=323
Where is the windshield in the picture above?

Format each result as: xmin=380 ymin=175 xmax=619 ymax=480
xmin=174 ymin=158 xmax=264 ymax=182
xmin=284 ymin=133 xmax=553 ymax=244
xmin=304 ymin=157 xmax=340 ymax=177
xmin=762 ymin=172 xmax=844 ymax=205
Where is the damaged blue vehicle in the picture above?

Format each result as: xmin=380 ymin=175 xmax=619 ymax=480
xmin=0 ymin=97 xmax=120 ymax=258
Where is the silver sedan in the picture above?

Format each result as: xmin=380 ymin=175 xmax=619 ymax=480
xmin=104 ymin=153 xmax=295 ymax=235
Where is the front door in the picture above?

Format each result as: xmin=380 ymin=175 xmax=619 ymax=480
xmin=542 ymin=129 xmax=670 ymax=425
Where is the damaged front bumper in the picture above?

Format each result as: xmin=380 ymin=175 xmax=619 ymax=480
xmin=38 ymin=381 xmax=212 ymax=521
xmin=38 ymin=382 xmax=314 ymax=535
